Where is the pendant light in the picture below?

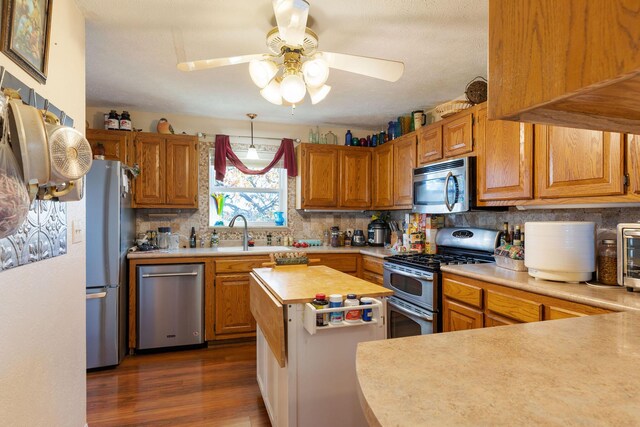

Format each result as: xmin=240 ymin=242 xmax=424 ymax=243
xmin=246 ymin=113 xmax=259 ymax=160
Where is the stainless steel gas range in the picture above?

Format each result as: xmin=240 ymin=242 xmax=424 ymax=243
xmin=383 ymin=228 xmax=500 ymax=338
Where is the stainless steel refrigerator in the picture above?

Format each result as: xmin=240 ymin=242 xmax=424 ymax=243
xmin=85 ymin=159 xmax=135 ymax=369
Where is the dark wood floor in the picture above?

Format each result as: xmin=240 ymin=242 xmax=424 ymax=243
xmin=87 ymin=342 xmax=271 ymax=426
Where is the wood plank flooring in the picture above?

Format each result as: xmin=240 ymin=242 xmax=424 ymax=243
xmin=87 ymin=342 xmax=271 ymax=426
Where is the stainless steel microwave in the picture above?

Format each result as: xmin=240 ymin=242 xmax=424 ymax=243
xmin=412 ymin=157 xmax=474 ymax=214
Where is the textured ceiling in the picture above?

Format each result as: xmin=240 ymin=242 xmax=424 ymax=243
xmin=79 ymin=0 xmax=488 ymax=128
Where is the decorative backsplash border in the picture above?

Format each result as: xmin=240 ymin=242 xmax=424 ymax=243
xmin=0 ymin=200 xmax=67 ymax=272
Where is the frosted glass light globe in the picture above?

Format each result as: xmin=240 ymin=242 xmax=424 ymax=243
xmin=249 ymin=60 xmax=278 ymax=88
xmin=302 ymin=57 xmax=329 ymax=88
xmin=280 ymin=73 xmax=306 ymax=104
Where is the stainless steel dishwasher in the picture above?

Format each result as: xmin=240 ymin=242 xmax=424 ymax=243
xmin=137 ymin=263 xmax=204 ymax=350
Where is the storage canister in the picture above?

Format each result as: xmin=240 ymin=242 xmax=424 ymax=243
xmin=157 ymin=227 xmax=171 ymax=249
xmin=598 ymin=239 xmax=618 ymax=285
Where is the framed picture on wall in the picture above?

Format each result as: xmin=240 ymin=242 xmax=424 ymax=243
xmin=2 ymin=0 xmax=52 ymax=84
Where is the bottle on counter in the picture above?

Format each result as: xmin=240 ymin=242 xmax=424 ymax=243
xmin=345 ymin=294 xmax=361 ymax=323
xmin=189 ymin=227 xmax=197 ymax=248
xmin=508 ymin=226 xmax=514 ymax=245
xmin=500 ymin=222 xmax=509 ymax=246
xmin=329 ymin=294 xmax=343 ymax=323
xmin=312 ymin=293 xmax=329 ymax=326
xmin=513 ymin=225 xmax=522 ymax=246
xmin=345 ymin=230 xmax=352 ymax=247
xmin=267 ymin=232 xmax=272 ymax=246
xmin=210 ymin=229 xmax=219 ymax=247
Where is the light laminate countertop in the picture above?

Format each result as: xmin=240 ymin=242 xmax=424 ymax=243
xmin=441 ymin=264 xmax=640 ymax=313
xmin=127 ymin=245 xmax=393 ymax=259
xmin=357 ymin=311 xmax=640 ymax=426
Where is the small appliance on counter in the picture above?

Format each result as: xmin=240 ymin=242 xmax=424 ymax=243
xmin=368 ymin=219 xmax=390 ymax=246
xmin=525 ymin=222 xmax=596 ymax=283
xmin=352 ymin=229 xmax=366 ymax=246
xmin=618 ymin=223 xmax=640 ymax=291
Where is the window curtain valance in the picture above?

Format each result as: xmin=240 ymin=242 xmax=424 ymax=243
xmin=214 ymin=134 xmax=298 ymax=181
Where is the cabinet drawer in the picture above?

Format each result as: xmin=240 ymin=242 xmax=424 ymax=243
xmin=546 ymin=306 xmax=587 ymax=320
xmin=315 ymin=254 xmax=358 ymax=272
xmin=363 ymin=256 xmax=384 ymax=275
xmin=362 ymin=271 xmax=384 ymax=286
xmin=215 ymin=257 xmax=270 ymax=274
xmin=443 ymin=277 xmax=483 ymax=309
xmin=486 ymin=290 xmax=542 ymax=323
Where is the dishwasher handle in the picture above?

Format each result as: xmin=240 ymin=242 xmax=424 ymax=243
xmin=141 ymin=272 xmax=199 ymax=278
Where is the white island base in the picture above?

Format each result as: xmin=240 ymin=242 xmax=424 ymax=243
xmin=255 ymin=301 xmax=387 ymax=427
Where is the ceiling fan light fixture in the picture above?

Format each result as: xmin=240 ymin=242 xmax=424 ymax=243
xmin=249 ymin=59 xmax=278 ymax=88
xmin=280 ymin=72 xmax=306 ymax=104
xmin=260 ymin=79 xmax=283 ymax=105
xmin=308 ymin=84 xmax=331 ymax=104
xmin=302 ymin=57 xmax=329 ymax=88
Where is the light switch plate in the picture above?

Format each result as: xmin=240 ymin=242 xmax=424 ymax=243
xmin=72 ymin=219 xmax=83 ymax=244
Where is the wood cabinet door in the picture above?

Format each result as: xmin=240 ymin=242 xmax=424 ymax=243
xmin=535 ymin=125 xmax=624 ymax=198
xmin=417 ymin=124 xmax=442 ymax=165
xmin=393 ymin=134 xmax=417 ymax=208
xmin=627 ymin=135 xmax=640 ymax=197
xmin=339 ymin=148 xmax=372 ymax=208
xmin=86 ymin=129 xmax=131 ymax=164
xmin=477 ymin=106 xmax=534 ymax=201
xmin=166 ymin=136 xmax=198 ymax=207
xmin=443 ymin=298 xmax=483 ymax=332
xmin=215 ymin=274 xmax=256 ymax=335
xmin=372 ymin=144 xmax=394 ymax=209
xmin=300 ymin=145 xmax=339 ymax=208
xmin=134 ymin=133 xmax=165 ymax=205
xmin=484 ymin=313 xmax=519 ymax=328
xmin=443 ymin=112 xmax=474 ymax=157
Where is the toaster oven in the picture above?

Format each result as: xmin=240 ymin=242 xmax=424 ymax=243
xmin=618 ymin=223 xmax=640 ymax=291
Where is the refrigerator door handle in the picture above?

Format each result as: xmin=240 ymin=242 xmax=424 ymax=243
xmin=86 ymin=292 xmax=108 ymax=299
xmin=141 ymin=272 xmax=199 ymax=278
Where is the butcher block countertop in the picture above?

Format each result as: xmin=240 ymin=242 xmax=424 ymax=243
xmin=441 ymin=263 xmax=640 ymax=313
xmin=356 ymin=311 xmax=640 ymax=426
xmin=251 ymin=265 xmax=393 ymax=304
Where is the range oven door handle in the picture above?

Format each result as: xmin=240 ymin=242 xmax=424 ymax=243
xmin=443 ymin=171 xmax=454 ymax=212
xmin=384 ymin=266 xmax=432 ymax=281
xmin=388 ymin=300 xmax=433 ymax=322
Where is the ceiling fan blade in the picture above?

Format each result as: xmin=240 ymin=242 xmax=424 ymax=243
xmin=272 ymin=0 xmax=309 ymax=47
xmin=319 ymin=51 xmax=405 ymax=82
xmin=177 ymin=53 xmax=267 ymax=72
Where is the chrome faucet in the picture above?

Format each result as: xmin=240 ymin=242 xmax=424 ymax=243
xmin=229 ymin=214 xmax=249 ymax=251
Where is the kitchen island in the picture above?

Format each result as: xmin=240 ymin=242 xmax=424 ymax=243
xmin=250 ymin=265 xmax=393 ymax=427
xmin=356 ymin=311 xmax=640 ymax=426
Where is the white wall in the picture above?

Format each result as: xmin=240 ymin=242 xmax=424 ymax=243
xmin=0 ymin=2 xmax=86 ymax=426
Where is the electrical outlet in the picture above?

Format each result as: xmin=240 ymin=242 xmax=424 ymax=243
xmin=72 ymin=219 xmax=84 ymax=244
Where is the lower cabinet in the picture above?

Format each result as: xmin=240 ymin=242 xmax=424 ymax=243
xmin=215 ymin=274 xmax=257 ymax=335
xmin=442 ymin=273 xmax=612 ymax=333
xmin=362 ymin=255 xmax=384 ymax=286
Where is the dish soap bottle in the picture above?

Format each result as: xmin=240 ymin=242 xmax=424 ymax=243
xmin=210 ymin=229 xmax=219 ymax=247
xmin=189 ymin=227 xmax=197 ymax=248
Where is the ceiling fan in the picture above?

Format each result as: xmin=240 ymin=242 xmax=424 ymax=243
xmin=177 ymin=0 xmax=404 ymax=106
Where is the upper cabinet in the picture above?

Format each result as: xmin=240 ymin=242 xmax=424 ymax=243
xmin=534 ymin=126 xmax=624 ymax=198
xmin=476 ymin=106 xmax=534 ymax=201
xmin=372 ymin=143 xmax=394 ymax=210
xmin=417 ymin=124 xmax=443 ymax=164
xmin=628 ymin=135 xmax=640 ymax=197
xmin=443 ymin=111 xmax=474 ymax=158
xmin=393 ymin=134 xmax=417 ymax=208
xmin=296 ymin=144 xmax=340 ymax=209
xmin=86 ymin=129 xmax=135 ymax=165
xmin=134 ymin=133 xmax=199 ymax=208
xmin=339 ymin=149 xmax=372 ymax=209
xmin=489 ymin=0 xmax=640 ymax=134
